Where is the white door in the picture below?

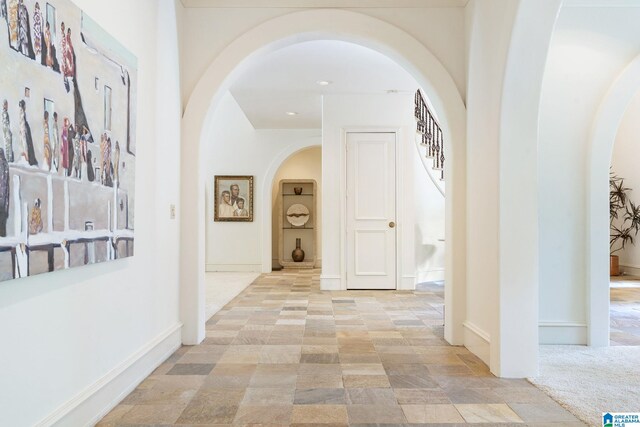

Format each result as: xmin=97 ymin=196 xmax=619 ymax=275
xmin=346 ymin=132 xmax=396 ymax=290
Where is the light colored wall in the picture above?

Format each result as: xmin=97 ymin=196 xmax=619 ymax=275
xmin=412 ymin=143 xmax=445 ymax=283
xmin=271 ymin=146 xmax=322 ymax=269
xmin=611 ymin=89 xmax=640 ymax=272
xmin=204 ymin=92 xmax=320 ymax=271
xmin=0 ymin=0 xmax=182 ymax=425
xmin=465 ymin=0 xmax=516 ymax=370
xmin=538 ymin=5 xmax=640 ymax=345
xmin=321 ymin=93 xmax=417 ymax=290
xmin=179 ymin=6 xmax=466 ymax=108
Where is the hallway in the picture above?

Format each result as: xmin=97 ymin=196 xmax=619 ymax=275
xmin=98 ymin=270 xmax=581 ymax=426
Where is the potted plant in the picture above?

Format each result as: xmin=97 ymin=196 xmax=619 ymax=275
xmin=610 ymin=172 xmax=640 ymax=275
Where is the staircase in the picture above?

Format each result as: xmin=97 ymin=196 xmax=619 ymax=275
xmin=414 ymin=89 xmax=445 ymax=196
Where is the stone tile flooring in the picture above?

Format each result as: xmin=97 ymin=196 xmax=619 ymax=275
xmin=99 ymin=270 xmax=583 ymax=426
xmin=610 ymin=285 xmax=640 ymax=346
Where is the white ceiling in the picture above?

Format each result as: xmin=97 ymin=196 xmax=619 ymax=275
xmin=229 ymin=40 xmax=419 ymax=129
xmin=180 ymin=0 xmax=468 ymax=8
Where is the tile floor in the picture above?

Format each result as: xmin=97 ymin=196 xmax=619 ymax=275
xmin=206 ymin=272 xmax=260 ymax=320
xmin=99 ymin=270 xmax=583 ymax=426
xmin=610 ymin=281 xmax=640 ymax=346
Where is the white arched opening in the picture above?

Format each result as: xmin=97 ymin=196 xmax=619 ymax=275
xmin=587 ymin=53 xmax=640 ymax=347
xmin=180 ymin=9 xmax=467 ymax=347
xmin=264 ymin=143 xmax=322 ymax=270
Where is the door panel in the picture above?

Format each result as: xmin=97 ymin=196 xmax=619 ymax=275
xmin=346 ymin=132 xmax=396 ymax=290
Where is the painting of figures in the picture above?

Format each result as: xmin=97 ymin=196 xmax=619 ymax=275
xmin=0 ymin=0 xmax=136 ymax=282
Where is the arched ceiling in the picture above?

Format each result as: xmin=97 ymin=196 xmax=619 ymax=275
xmin=229 ymin=40 xmax=419 ymax=129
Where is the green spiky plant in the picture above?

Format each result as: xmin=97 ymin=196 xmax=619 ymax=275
xmin=610 ymin=172 xmax=640 ymax=255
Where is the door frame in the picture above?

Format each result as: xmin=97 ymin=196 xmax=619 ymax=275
xmin=341 ymin=127 xmax=402 ymax=291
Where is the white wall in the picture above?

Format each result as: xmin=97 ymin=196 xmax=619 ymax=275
xmin=204 ymin=92 xmax=320 ymax=272
xmin=179 ymin=6 xmax=466 ymax=108
xmin=321 ymin=93 xmax=418 ymax=290
xmin=0 ymin=0 xmax=182 ymax=425
xmin=611 ymin=89 xmax=640 ymax=272
xmin=465 ymin=0 xmax=517 ymax=371
xmin=271 ymin=146 xmax=322 ymax=269
xmin=412 ymin=143 xmax=445 ymax=283
xmin=538 ymin=5 xmax=640 ymax=345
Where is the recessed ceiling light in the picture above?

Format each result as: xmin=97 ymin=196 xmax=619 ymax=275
xmin=316 ymin=80 xmax=332 ymax=86
xmin=285 ymin=111 xmax=298 ymax=116
xmin=386 ymin=89 xmax=399 ymax=94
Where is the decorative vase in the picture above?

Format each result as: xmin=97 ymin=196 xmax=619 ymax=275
xmin=610 ymin=255 xmax=620 ymax=276
xmin=292 ymin=238 xmax=305 ymax=262
xmin=294 ymin=187 xmax=303 ymax=195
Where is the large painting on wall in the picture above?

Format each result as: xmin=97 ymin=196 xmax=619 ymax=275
xmin=0 ymin=0 xmax=137 ymax=282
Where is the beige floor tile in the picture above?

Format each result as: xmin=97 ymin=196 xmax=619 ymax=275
xmin=241 ymin=388 xmax=295 ymax=405
xmin=119 ymin=403 xmax=188 ymax=424
xmin=138 ymin=386 xmax=198 ymax=405
xmin=233 ymin=405 xmax=292 ymax=424
xmin=340 ymin=364 xmax=386 ymax=376
xmin=291 ymin=404 xmax=349 ymax=423
xmin=455 ymin=403 xmax=524 ymax=423
xmin=176 ymin=403 xmax=239 ymax=424
xmin=249 ymin=373 xmax=298 ymax=388
xmin=297 ymin=374 xmax=344 ymax=388
xmin=401 ymin=404 xmax=465 ymax=423
xmin=342 ymin=375 xmax=390 ymax=388
xmin=191 ymin=388 xmax=246 ymax=405
xmin=298 ymin=363 xmax=342 ymax=375
xmin=302 ymin=345 xmax=339 ymax=354
xmin=346 ymin=404 xmax=407 ymax=424
xmin=259 ymin=345 xmax=303 ymax=364
xmin=394 ymin=388 xmax=451 ymax=404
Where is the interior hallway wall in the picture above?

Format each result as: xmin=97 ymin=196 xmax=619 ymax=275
xmin=0 ymin=0 xmax=182 ymax=425
xmin=204 ymin=92 xmax=320 ymax=272
xmin=538 ymin=5 xmax=640 ymax=345
xmin=413 ymin=147 xmax=445 ymax=283
xmin=465 ymin=0 xmax=518 ymax=371
xmin=271 ymin=146 xmax=322 ymax=269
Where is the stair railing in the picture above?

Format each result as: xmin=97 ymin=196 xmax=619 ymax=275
xmin=414 ymin=89 xmax=445 ymax=196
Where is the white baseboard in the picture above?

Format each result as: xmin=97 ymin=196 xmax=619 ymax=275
xmin=399 ymin=275 xmax=416 ymax=290
xmin=539 ymin=321 xmax=587 ymax=344
xmin=463 ymin=321 xmax=490 ymax=367
xmin=39 ymin=323 xmax=182 ymax=427
xmin=417 ymin=269 xmax=445 ymax=283
xmin=620 ymin=264 xmax=640 ymax=276
xmin=206 ymin=263 xmax=262 ymax=272
xmin=320 ymin=275 xmax=342 ymax=290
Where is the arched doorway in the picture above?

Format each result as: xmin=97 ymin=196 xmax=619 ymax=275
xmin=588 ymin=53 xmax=640 ymax=346
xmin=179 ymin=9 xmax=467 ymax=350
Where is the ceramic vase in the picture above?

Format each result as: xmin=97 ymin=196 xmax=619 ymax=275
xmin=292 ymin=238 xmax=305 ymax=262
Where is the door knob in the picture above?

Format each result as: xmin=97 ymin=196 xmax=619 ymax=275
xmin=389 ymin=221 xmax=396 ymax=228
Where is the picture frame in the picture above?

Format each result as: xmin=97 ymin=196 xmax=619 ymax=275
xmin=214 ymin=175 xmax=254 ymax=222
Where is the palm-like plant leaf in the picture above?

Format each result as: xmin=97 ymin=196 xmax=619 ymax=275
xmin=610 ymin=171 xmax=640 ymax=256
xmin=625 ymin=201 xmax=640 ymax=234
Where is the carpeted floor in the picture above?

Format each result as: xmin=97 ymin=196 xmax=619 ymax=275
xmin=529 ymin=345 xmax=640 ymax=427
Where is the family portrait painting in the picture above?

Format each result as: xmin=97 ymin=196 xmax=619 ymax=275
xmin=214 ymin=175 xmax=253 ymax=222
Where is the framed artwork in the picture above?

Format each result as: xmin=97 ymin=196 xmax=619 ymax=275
xmin=214 ymin=175 xmax=253 ymax=222
xmin=0 ymin=0 xmax=137 ymax=282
